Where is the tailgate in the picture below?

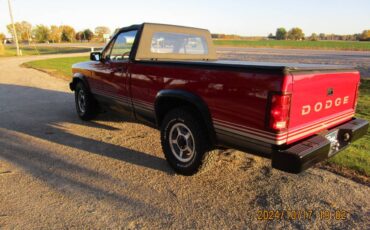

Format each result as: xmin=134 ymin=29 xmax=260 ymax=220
xmin=287 ymin=70 xmax=360 ymax=144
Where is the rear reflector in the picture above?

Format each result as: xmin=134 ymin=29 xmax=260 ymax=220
xmin=270 ymin=94 xmax=291 ymax=131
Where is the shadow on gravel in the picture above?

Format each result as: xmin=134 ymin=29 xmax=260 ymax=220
xmin=0 ymin=84 xmax=171 ymax=175
xmin=0 ymin=83 xmax=174 ymax=219
xmin=0 ymin=132 xmax=169 ymax=219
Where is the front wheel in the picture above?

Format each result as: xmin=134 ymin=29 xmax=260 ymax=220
xmin=74 ymin=82 xmax=98 ymax=120
xmin=161 ymin=107 xmax=209 ymax=175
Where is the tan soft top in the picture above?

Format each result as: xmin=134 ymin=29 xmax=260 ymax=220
xmin=136 ymin=23 xmax=217 ymax=61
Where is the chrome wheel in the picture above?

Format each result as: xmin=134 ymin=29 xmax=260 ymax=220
xmin=169 ymin=123 xmax=195 ymax=163
xmin=77 ymin=90 xmax=87 ymax=114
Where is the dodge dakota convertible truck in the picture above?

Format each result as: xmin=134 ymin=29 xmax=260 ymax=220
xmin=70 ymin=23 xmax=368 ymax=175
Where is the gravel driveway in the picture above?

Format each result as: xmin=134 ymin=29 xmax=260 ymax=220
xmin=0 ymin=54 xmax=369 ymax=229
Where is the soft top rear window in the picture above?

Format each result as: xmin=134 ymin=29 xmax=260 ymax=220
xmin=135 ymin=23 xmax=217 ymax=61
xmin=151 ymin=32 xmax=208 ymax=55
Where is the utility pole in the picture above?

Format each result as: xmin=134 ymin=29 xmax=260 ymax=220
xmin=8 ymin=0 xmax=21 ymax=56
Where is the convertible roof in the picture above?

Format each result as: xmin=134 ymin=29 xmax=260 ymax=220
xmin=135 ymin=23 xmax=217 ymax=61
xmin=117 ymin=24 xmax=142 ymax=33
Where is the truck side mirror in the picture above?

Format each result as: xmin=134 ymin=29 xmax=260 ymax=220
xmin=90 ymin=52 xmax=102 ymax=61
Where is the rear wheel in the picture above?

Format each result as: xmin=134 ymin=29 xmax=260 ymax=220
xmin=74 ymin=82 xmax=98 ymax=120
xmin=161 ymin=107 xmax=210 ymax=175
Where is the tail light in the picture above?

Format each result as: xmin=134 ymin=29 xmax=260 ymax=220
xmin=269 ymin=94 xmax=291 ymax=131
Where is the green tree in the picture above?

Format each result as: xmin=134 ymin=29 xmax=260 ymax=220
xmin=6 ymin=21 xmax=32 ymax=43
xmin=275 ymin=27 xmax=287 ymax=40
xmin=319 ymin=33 xmax=326 ymax=40
xmin=95 ymin=26 xmax=111 ymax=41
xmin=60 ymin=25 xmax=76 ymax=42
xmin=75 ymin=31 xmax=84 ymax=41
xmin=83 ymin=29 xmax=94 ymax=41
xmin=76 ymin=29 xmax=94 ymax=42
xmin=309 ymin=33 xmax=318 ymax=41
xmin=354 ymin=33 xmax=362 ymax=41
xmin=288 ymin=27 xmax=305 ymax=40
xmin=50 ymin=25 xmax=62 ymax=43
xmin=33 ymin=25 xmax=50 ymax=43
xmin=360 ymin=30 xmax=370 ymax=41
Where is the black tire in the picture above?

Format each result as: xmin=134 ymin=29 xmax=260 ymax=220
xmin=74 ymin=82 xmax=98 ymax=120
xmin=161 ymin=107 xmax=210 ymax=175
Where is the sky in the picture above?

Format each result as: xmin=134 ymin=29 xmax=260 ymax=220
xmin=0 ymin=0 xmax=369 ymax=36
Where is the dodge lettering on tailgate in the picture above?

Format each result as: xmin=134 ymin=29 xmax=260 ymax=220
xmin=302 ymin=96 xmax=350 ymax=115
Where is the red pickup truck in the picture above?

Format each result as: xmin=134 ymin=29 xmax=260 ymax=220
xmin=70 ymin=23 xmax=368 ymax=175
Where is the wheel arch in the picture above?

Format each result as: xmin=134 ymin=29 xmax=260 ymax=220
xmin=155 ymin=89 xmax=216 ymax=146
xmin=69 ymin=73 xmax=90 ymax=92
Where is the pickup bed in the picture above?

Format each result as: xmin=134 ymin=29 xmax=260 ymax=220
xmin=70 ymin=23 xmax=368 ymax=175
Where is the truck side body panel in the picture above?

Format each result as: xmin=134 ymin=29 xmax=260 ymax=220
xmin=128 ymin=62 xmax=286 ymax=147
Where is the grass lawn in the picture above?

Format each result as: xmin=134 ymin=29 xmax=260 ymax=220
xmin=214 ymin=40 xmax=370 ymax=51
xmin=24 ymin=56 xmax=370 ymax=176
xmin=1 ymin=45 xmax=91 ymax=57
xmin=23 ymin=56 xmax=89 ymax=80
xmin=328 ymin=79 xmax=370 ymax=176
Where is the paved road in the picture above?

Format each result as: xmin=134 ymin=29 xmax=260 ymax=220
xmin=0 ymin=54 xmax=369 ymax=229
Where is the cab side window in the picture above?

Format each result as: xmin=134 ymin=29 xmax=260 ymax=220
xmin=106 ymin=30 xmax=138 ymax=62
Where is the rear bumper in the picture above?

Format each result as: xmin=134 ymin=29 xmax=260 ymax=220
xmin=272 ymin=118 xmax=369 ymax=174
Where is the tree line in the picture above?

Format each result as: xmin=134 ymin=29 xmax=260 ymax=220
xmin=269 ymin=27 xmax=369 ymax=41
xmin=211 ymin=34 xmax=264 ymax=40
xmin=2 ymin=22 xmax=369 ymax=44
xmin=212 ymin=28 xmax=369 ymax=41
xmin=0 ymin=21 xmax=112 ymax=43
